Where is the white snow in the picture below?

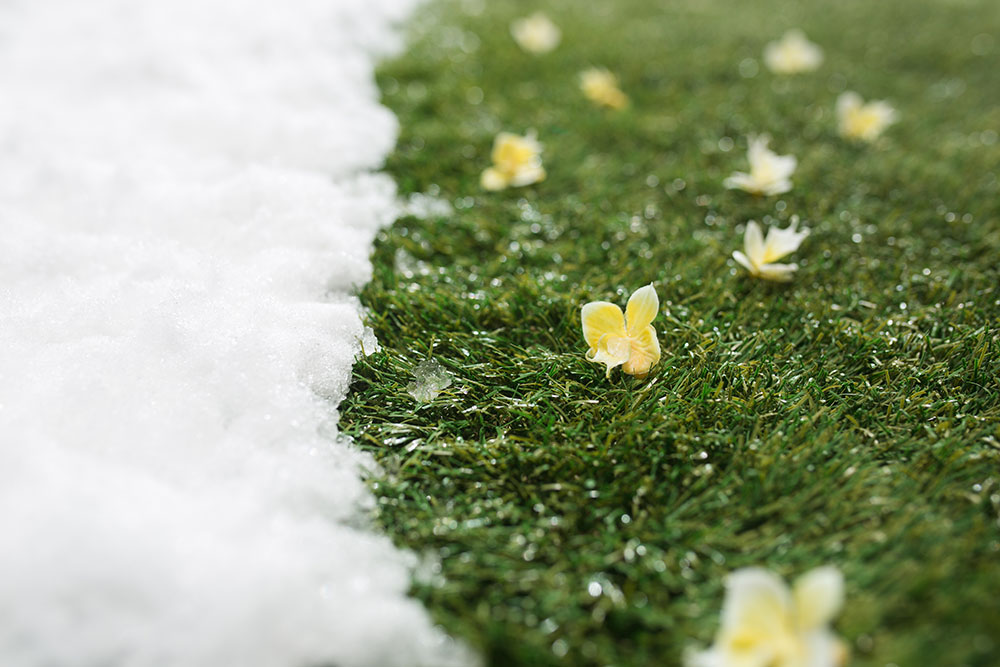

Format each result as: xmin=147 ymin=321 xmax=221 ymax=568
xmin=0 ymin=1 xmax=472 ymax=666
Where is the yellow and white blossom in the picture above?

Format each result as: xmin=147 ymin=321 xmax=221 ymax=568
xmin=510 ymin=12 xmax=561 ymax=54
xmin=764 ymin=30 xmax=824 ymax=74
xmin=837 ymin=91 xmax=897 ymax=142
xmin=686 ymin=566 xmax=849 ymax=667
xmin=724 ymin=137 xmax=797 ymax=196
xmin=580 ymin=68 xmax=629 ymax=110
xmin=732 ymin=220 xmax=808 ymax=282
xmin=581 ymin=284 xmax=661 ymax=379
xmin=480 ymin=131 xmax=546 ymax=191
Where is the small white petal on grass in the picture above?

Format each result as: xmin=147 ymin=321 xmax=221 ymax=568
xmin=580 ymin=68 xmax=629 ymax=109
xmin=481 ymin=131 xmax=546 ymax=191
xmin=724 ymin=136 xmax=797 ymax=196
xmin=732 ymin=220 xmax=808 ymax=282
xmin=837 ymin=91 xmax=897 ymax=142
xmin=510 ymin=12 xmax=561 ymax=54
xmin=764 ymin=30 xmax=824 ymax=74
xmin=793 ymin=567 xmax=845 ymax=631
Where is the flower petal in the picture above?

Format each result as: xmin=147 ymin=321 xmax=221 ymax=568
xmin=836 ymin=91 xmax=862 ymax=117
xmin=723 ymin=172 xmax=755 ymax=192
xmin=744 ymin=221 xmax=765 ymax=266
xmin=769 ymin=154 xmax=798 ymax=180
xmin=756 ymin=262 xmax=798 ymax=282
xmin=622 ymin=325 xmax=660 ymax=377
xmin=746 ymin=136 xmax=772 ymax=169
xmin=719 ymin=568 xmax=794 ymax=643
xmin=509 ymin=163 xmax=546 ymax=187
xmin=793 ymin=567 xmax=844 ymax=631
xmin=581 ymin=301 xmax=626 ymax=350
xmin=761 ymin=179 xmax=794 ymax=196
xmin=762 ymin=221 xmax=808 ymax=263
xmin=586 ymin=334 xmax=630 ymax=378
xmin=732 ymin=250 xmax=757 ymax=274
xmin=624 ymin=283 xmax=659 ymax=333
xmin=480 ymin=167 xmax=508 ymax=191
xmin=800 ymin=630 xmax=850 ymax=667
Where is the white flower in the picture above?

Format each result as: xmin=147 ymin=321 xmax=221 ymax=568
xmin=732 ymin=220 xmax=809 ymax=282
xmin=510 ymin=12 xmax=561 ymax=54
xmin=581 ymin=284 xmax=661 ymax=378
xmin=686 ymin=566 xmax=849 ymax=667
xmin=837 ymin=91 xmax=897 ymax=142
xmin=764 ymin=30 xmax=824 ymax=74
xmin=580 ymin=68 xmax=629 ymax=110
xmin=480 ymin=131 xmax=546 ymax=191
xmin=724 ymin=137 xmax=797 ymax=196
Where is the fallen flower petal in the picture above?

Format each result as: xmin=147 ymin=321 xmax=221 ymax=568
xmin=685 ymin=566 xmax=848 ymax=667
xmin=764 ymin=29 xmax=823 ymax=74
xmin=732 ymin=220 xmax=808 ymax=282
xmin=580 ymin=68 xmax=629 ymax=110
xmin=724 ymin=136 xmax=797 ymax=196
xmin=481 ymin=131 xmax=546 ymax=191
xmin=510 ymin=12 xmax=561 ymax=54
xmin=837 ymin=91 xmax=897 ymax=142
xmin=581 ymin=284 xmax=661 ymax=378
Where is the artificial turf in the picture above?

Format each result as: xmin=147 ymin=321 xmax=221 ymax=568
xmin=338 ymin=0 xmax=1000 ymax=664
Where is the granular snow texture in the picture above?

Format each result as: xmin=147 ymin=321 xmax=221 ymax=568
xmin=0 ymin=1 xmax=471 ymax=666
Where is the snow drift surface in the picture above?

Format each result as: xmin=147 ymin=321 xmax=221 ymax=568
xmin=0 ymin=1 xmax=470 ymax=665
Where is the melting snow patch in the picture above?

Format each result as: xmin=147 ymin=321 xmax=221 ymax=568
xmin=0 ymin=1 xmax=473 ymax=666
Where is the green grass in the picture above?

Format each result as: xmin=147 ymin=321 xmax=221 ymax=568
xmin=339 ymin=0 xmax=1000 ymax=664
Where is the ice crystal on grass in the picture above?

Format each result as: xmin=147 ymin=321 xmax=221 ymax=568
xmin=407 ymin=359 xmax=453 ymax=402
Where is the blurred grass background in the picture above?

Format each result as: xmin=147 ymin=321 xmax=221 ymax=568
xmin=339 ymin=0 xmax=1000 ymax=664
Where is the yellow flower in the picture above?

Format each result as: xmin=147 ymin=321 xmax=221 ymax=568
xmin=724 ymin=137 xmax=797 ymax=196
xmin=580 ymin=68 xmax=629 ymax=110
xmin=480 ymin=131 xmax=546 ymax=191
xmin=581 ymin=284 xmax=661 ymax=378
xmin=686 ymin=566 xmax=849 ymax=667
xmin=763 ymin=30 xmax=823 ymax=74
xmin=510 ymin=12 xmax=561 ymax=54
xmin=732 ymin=220 xmax=809 ymax=282
xmin=837 ymin=91 xmax=897 ymax=142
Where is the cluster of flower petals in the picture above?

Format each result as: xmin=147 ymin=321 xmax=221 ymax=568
xmin=510 ymin=12 xmax=561 ymax=54
xmin=686 ymin=566 xmax=848 ymax=667
xmin=837 ymin=91 xmax=897 ymax=142
xmin=581 ymin=284 xmax=661 ymax=378
xmin=764 ymin=30 xmax=824 ymax=74
xmin=480 ymin=131 xmax=546 ymax=191
xmin=580 ymin=68 xmax=629 ymax=110
xmin=724 ymin=136 xmax=797 ymax=196
xmin=732 ymin=220 xmax=809 ymax=282
xmin=484 ymin=18 xmax=863 ymax=666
